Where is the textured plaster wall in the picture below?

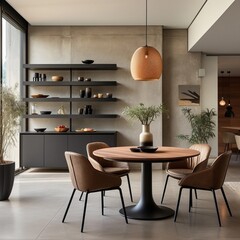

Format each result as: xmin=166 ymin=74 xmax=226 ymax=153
xmin=162 ymin=30 xmax=218 ymax=157
xmin=162 ymin=30 xmax=202 ymax=148
xmin=28 ymin=26 xmax=163 ymax=168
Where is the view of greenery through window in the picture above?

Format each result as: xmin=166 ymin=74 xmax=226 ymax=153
xmin=2 ymin=18 xmax=22 ymax=169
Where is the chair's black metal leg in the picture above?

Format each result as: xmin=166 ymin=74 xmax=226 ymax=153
xmin=174 ymin=187 xmax=183 ymax=222
xmin=101 ymin=190 xmax=104 ymax=215
xmin=126 ymin=174 xmax=133 ymax=202
xmin=118 ymin=187 xmax=128 ymax=224
xmin=79 ymin=191 xmax=84 ymax=201
xmin=103 ymin=190 xmax=105 ymax=196
xmin=81 ymin=192 xmax=89 ymax=233
xmin=236 ymin=150 xmax=239 ymax=161
xmin=189 ymin=188 xmax=192 ymax=212
xmin=62 ymin=188 xmax=76 ymax=223
xmin=161 ymin=174 xmax=170 ymax=204
xmin=221 ymin=187 xmax=232 ymax=216
xmin=212 ymin=190 xmax=221 ymax=227
xmin=194 ymin=189 xmax=198 ymax=199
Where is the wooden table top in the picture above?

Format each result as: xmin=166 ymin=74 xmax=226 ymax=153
xmin=93 ymin=146 xmax=200 ymax=163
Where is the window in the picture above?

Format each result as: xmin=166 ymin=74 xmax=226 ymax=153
xmin=1 ymin=1 xmax=27 ymax=170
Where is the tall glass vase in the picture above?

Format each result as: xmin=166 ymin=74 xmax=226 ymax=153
xmin=139 ymin=125 xmax=153 ymax=146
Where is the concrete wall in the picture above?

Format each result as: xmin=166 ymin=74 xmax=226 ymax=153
xmin=28 ymin=26 xmax=163 ymax=168
xmin=201 ymin=55 xmax=218 ymax=157
xmin=162 ymin=29 xmax=218 ymax=157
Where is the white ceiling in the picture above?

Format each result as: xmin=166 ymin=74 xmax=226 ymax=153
xmin=6 ymin=0 xmax=206 ymax=28
xmin=6 ymin=0 xmax=240 ymax=75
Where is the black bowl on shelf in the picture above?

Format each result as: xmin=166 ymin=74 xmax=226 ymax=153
xmin=138 ymin=146 xmax=158 ymax=153
xmin=40 ymin=111 xmax=52 ymax=115
xmin=34 ymin=128 xmax=46 ymax=132
xmin=82 ymin=60 xmax=94 ymax=64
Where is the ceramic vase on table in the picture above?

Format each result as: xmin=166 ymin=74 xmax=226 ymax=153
xmin=139 ymin=124 xmax=153 ymax=146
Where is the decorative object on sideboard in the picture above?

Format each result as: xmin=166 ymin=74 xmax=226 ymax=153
xmin=130 ymin=0 xmax=162 ymax=81
xmin=123 ymin=103 xmax=166 ymax=146
xmin=85 ymin=78 xmax=91 ymax=82
xmin=55 ymin=125 xmax=69 ymax=132
xmin=34 ymin=128 xmax=46 ymax=132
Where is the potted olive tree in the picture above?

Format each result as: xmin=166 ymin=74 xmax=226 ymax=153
xmin=0 ymin=85 xmax=25 ymax=200
xmin=177 ymin=108 xmax=217 ymax=144
xmin=123 ymin=103 xmax=166 ymax=146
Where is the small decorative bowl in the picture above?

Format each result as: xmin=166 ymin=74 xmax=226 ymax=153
xmin=82 ymin=60 xmax=94 ymax=64
xmin=34 ymin=128 xmax=46 ymax=132
xmin=55 ymin=127 xmax=69 ymax=132
xmin=52 ymin=76 xmax=64 ymax=81
xmin=130 ymin=147 xmax=141 ymax=152
xmin=138 ymin=146 xmax=158 ymax=153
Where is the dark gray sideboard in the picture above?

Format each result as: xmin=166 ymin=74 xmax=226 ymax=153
xmin=20 ymin=131 xmax=117 ymax=169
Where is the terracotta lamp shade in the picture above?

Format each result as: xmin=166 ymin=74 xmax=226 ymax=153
xmin=130 ymin=46 xmax=162 ymax=81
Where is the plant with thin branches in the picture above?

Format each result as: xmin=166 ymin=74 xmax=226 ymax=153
xmin=122 ymin=103 xmax=166 ymax=125
xmin=177 ymin=108 xmax=217 ymax=144
xmin=0 ymin=85 xmax=25 ymax=164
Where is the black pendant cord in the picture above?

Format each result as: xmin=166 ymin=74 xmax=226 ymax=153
xmin=145 ymin=0 xmax=148 ymax=46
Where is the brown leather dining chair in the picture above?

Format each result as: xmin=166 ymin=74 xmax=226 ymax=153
xmin=86 ymin=142 xmax=133 ymax=202
xmin=62 ymin=151 xmax=128 ymax=232
xmin=161 ymin=144 xmax=211 ymax=204
xmin=174 ymin=151 xmax=232 ymax=227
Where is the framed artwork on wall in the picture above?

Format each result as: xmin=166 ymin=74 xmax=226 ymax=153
xmin=178 ymin=85 xmax=200 ymax=106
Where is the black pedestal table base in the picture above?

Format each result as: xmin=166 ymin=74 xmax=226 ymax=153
xmin=120 ymin=162 xmax=175 ymax=220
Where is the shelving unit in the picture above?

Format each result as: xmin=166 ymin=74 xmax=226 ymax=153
xmin=20 ymin=63 xmax=119 ymax=168
xmin=22 ymin=63 xmax=119 ymax=131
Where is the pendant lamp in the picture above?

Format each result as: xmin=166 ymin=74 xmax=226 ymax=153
xmin=130 ymin=0 xmax=162 ymax=81
xmin=219 ymin=97 xmax=226 ymax=106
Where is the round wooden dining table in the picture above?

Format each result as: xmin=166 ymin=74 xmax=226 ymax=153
xmin=93 ymin=146 xmax=200 ymax=220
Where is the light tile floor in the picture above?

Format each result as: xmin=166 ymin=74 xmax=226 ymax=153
xmin=1 ymin=158 xmax=240 ymax=240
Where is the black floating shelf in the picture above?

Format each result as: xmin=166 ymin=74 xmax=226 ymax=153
xmin=23 ymin=97 xmax=117 ymax=102
xmin=23 ymin=98 xmax=70 ymax=102
xmin=23 ymin=64 xmax=117 ymax=70
xmin=71 ymin=98 xmax=117 ymax=102
xmin=23 ymin=114 xmax=71 ymax=118
xmin=71 ymin=114 xmax=118 ymax=118
xmin=23 ymin=114 xmax=118 ymax=119
xmin=23 ymin=81 xmax=117 ymax=86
